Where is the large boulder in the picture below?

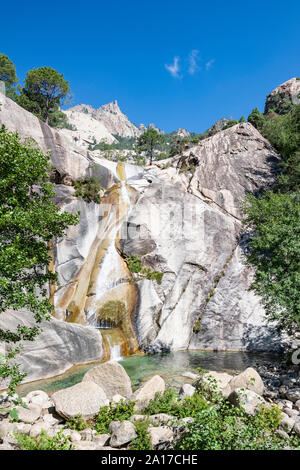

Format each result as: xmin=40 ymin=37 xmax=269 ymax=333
xmin=228 ymin=388 xmax=265 ymax=415
xmin=51 ymin=381 xmax=109 ymax=419
xmin=201 ymin=371 xmax=233 ymax=397
xmin=132 ymin=375 xmax=165 ymax=411
xmin=16 ymin=403 xmax=42 ymax=424
xmin=227 ymin=367 xmax=265 ymax=396
xmin=148 ymin=426 xmax=174 ymax=448
xmin=82 ymin=361 xmax=132 ymax=399
xmin=0 ymin=309 xmax=103 ymax=388
xmin=109 ymin=421 xmax=137 ymax=447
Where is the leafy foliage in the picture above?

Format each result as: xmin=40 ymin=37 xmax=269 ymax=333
xmin=136 ymin=128 xmax=165 ymax=164
xmin=144 ymin=388 xmax=208 ymax=418
xmin=242 ymin=191 xmax=300 ymax=335
xmin=74 ymin=176 xmax=103 ymax=204
xmin=0 ymin=54 xmax=18 ymax=99
xmin=0 ymin=126 xmax=78 ymax=395
xmin=16 ymin=67 xmax=70 ymax=126
xmin=65 ymin=414 xmax=89 ymax=431
xmin=130 ymin=419 xmax=153 ymax=450
xmin=126 ymin=255 xmax=163 ymax=284
xmin=14 ymin=429 xmax=74 ymax=450
xmin=94 ymin=400 xmax=135 ymax=434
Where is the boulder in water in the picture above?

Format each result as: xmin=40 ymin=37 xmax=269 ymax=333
xmin=52 ymin=381 xmax=108 ymax=419
xmin=82 ymin=361 xmax=132 ymax=399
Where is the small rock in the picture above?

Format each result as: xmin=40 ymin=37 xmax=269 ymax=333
xmin=14 ymin=422 xmax=31 ymax=435
xmin=110 ymin=421 xmax=137 ymax=448
xmin=179 ymin=384 xmax=195 ymax=398
xmin=16 ymin=403 xmax=42 ymax=424
xmin=285 ymin=388 xmax=300 ymax=403
xmin=93 ymin=433 xmax=110 ymax=446
xmin=276 ymin=429 xmax=290 ymax=440
xmin=228 ymin=388 xmax=265 ymax=415
xmin=228 ymin=368 xmax=264 ymax=396
xmin=25 ymin=390 xmax=53 ymax=409
xmin=29 ymin=422 xmax=50 ymax=438
xmin=74 ymin=441 xmax=97 ymax=450
xmin=132 ymin=375 xmax=165 ymax=411
xmin=294 ymin=400 xmax=300 ymax=411
xmin=181 ymin=372 xmax=198 ymax=380
xmin=0 ymin=420 xmax=15 ymax=438
xmin=279 ymin=413 xmax=295 ymax=432
xmin=283 ymin=407 xmax=299 ymax=419
xmin=148 ymin=426 xmax=174 ymax=447
xmin=42 ymin=413 xmax=61 ymax=427
xmin=294 ymin=422 xmax=300 ymax=437
xmin=130 ymin=414 xmax=145 ymax=423
xmin=202 ymin=371 xmax=233 ymax=397
xmin=148 ymin=414 xmax=174 ymax=425
xmin=112 ymin=394 xmax=126 ymax=403
xmin=80 ymin=428 xmax=96 ymax=441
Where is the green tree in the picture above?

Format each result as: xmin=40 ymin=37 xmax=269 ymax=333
xmin=0 ymin=54 xmax=18 ymax=100
xmin=248 ymin=107 xmax=264 ymax=130
xmin=17 ymin=67 xmax=70 ymax=125
xmin=169 ymin=136 xmax=190 ymax=157
xmin=243 ymin=191 xmax=300 ymax=336
xmin=136 ymin=128 xmax=164 ymax=164
xmin=0 ymin=126 xmax=78 ymax=397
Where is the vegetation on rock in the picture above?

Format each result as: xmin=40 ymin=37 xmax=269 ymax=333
xmin=0 ymin=126 xmax=78 ymax=398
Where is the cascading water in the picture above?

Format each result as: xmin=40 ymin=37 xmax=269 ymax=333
xmin=84 ymin=163 xmax=137 ymax=360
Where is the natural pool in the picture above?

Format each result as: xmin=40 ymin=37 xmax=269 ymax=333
xmin=17 ymin=349 xmax=280 ymax=397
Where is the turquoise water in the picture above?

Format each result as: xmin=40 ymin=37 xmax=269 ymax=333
xmin=17 ymin=350 xmax=279 ymax=397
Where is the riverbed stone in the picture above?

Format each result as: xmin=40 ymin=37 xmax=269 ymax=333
xmin=228 ymin=368 xmax=265 ymax=396
xmin=25 ymin=390 xmax=53 ymax=409
xmin=294 ymin=422 xmax=300 ymax=437
xmin=285 ymin=388 xmax=300 ymax=403
xmin=179 ymin=384 xmax=196 ymax=398
xmin=279 ymin=413 xmax=295 ymax=432
xmin=93 ymin=433 xmax=110 ymax=446
xmin=82 ymin=361 xmax=132 ymax=399
xmin=148 ymin=426 xmax=174 ymax=447
xmin=149 ymin=414 xmax=174 ymax=425
xmin=16 ymin=403 xmax=42 ymax=424
xmin=29 ymin=422 xmax=51 ymax=438
xmin=52 ymin=381 xmax=108 ymax=419
xmin=202 ymin=371 xmax=233 ymax=396
xmin=109 ymin=420 xmax=137 ymax=448
xmin=228 ymin=388 xmax=265 ymax=415
xmin=132 ymin=375 xmax=165 ymax=411
xmin=0 ymin=420 xmax=15 ymax=438
xmin=294 ymin=400 xmax=300 ymax=411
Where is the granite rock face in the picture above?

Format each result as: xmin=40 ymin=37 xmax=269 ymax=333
xmin=264 ymin=78 xmax=300 ymax=114
xmin=0 ymin=88 xmax=288 ymax=387
xmin=0 ymin=309 xmax=103 ymax=388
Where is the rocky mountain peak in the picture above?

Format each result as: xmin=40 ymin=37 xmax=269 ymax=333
xmin=265 ymin=77 xmax=300 ymax=114
xmin=98 ymin=100 xmax=121 ymax=114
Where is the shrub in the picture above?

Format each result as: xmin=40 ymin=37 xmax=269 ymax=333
xmin=74 ymin=176 xmax=103 ymax=203
xmin=94 ymin=400 xmax=135 ymax=434
xmin=130 ymin=419 xmax=153 ymax=450
xmin=14 ymin=429 xmax=74 ymax=450
xmin=144 ymin=388 xmax=208 ymax=418
xmin=126 ymin=254 xmax=163 ymax=284
xmin=65 ymin=414 xmax=89 ymax=431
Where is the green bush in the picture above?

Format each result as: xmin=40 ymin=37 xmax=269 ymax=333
xmin=65 ymin=414 xmax=89 ymax=431
xmin=74 ymin=176 xmax=103 ymax=204
xmin=14 ymin=429 xmax=74 ymax=450
xmin=94 ymin=400 xmax=135 ymax=434
xmin=130 ymin=419 xmax=153 ymax=450
xmin=126 ymin=254 xmax=163 ymax=284
xmin=144 ymin=388 xmax=208 ymax=418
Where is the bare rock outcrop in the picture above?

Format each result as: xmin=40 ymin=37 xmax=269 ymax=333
xmin=264 ymin=78 xmax=300 ymax=114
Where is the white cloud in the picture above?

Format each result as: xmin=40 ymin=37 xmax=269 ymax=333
xmin=188 ymin=49 xmax=201 ymax=75
xmin=205 ymin=59 xmax=215 ymax=70
xmin=165 ymin=57 xmax=180 ymax=78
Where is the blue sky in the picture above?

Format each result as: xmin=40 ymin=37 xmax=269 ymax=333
xmin=1 ymin=0 xmax=300 ymax=133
